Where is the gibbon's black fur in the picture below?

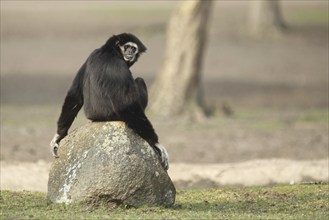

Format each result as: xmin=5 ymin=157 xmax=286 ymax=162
xmin=56 ymin=33 xmax=159 ymax=149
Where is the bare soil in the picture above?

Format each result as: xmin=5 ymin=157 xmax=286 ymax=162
xmin=1 ymin=2 xmax=328 ymax=190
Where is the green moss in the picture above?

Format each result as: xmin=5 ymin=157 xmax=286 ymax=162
xmin=1 ymin=184 xmax=328 ymax=219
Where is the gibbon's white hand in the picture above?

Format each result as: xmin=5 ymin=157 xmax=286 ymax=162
xmin=155 ymin=143 xmax=169 ymax=171
xmin=50 ymin=133 xmax=60 ymax=158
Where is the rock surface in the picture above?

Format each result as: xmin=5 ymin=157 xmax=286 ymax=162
xmin=47 ymin=122 xmax=176 ymax=207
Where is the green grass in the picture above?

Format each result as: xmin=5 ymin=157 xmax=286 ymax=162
xmin=298 ymin=109 xmax=329 ymax=124
xmin=287 ymin=7 xmax=328 ymax=26
xmin=1 ymin=184 xmax=328 ymax=219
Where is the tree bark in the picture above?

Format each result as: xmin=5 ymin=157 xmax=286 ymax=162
xmin=149 ymin=0 xmax=212 ymax=120
xmin=249 ymin=0 xmax=286 ymax=36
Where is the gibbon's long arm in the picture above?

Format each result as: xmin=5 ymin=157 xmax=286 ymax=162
xmin=134 ymin=77 xmax=148 ymax=111
xmin=120 ymin=95 xmax=169 ymax=170
xmin=56 ymin=63 xmax=86 ymax=143
xmin=121 ymin=103 xmax=158 ymax=147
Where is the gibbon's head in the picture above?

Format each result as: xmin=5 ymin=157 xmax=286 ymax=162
xmin=114 ymin=33 xmax=147 ymax=67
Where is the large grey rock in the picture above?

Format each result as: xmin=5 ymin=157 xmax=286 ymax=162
xmin=47 ymin=121 xmax=176 ymax=208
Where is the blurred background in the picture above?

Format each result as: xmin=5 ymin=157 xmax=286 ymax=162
xmin=1 ymin=1 xmax=328 ymax=190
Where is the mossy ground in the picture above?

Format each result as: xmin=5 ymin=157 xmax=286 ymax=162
xmin=1 ymin=183 xmax=328 ymax=220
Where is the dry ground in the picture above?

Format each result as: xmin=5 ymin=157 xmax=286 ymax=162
xmin=1 ymin=1 xmax=328 ymax=190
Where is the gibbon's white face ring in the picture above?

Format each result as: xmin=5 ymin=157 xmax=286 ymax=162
xmin=120 ymin=42 xmax=139 ymax=62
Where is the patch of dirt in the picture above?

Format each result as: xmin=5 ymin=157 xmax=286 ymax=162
xmin=1 ymin=159 xmax=327 ymax=191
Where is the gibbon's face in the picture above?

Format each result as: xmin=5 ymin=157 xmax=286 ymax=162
xmin=119 ymin=42 xmax=139 ymax=63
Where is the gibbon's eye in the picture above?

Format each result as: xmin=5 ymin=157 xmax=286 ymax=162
xmin=124 ymin=45 xmax=129 ymax=50
xmin=131 ymin=47 xmax=136 ymax=53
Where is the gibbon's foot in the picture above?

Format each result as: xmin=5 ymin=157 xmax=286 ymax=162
xmin=50 ymin=134 xmax=60 ymax=158
xmin=155 ymin=143 xmax=169 ymax=171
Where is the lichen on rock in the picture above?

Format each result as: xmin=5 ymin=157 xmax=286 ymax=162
xmin=47 ymin=121 xmax=176 ymax=208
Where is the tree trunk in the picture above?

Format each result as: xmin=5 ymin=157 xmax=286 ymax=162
xmin=249 ymin=0 xmax=286 ymax=36
xmin=149 ymin=0 xmax=212 ymax=120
